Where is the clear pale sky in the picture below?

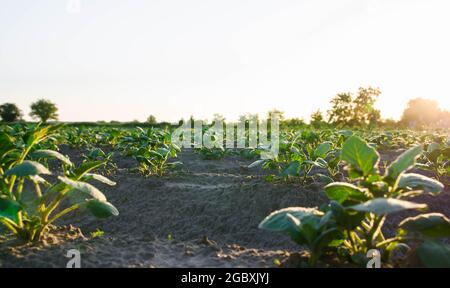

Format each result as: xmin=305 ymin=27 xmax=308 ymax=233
xmin=1 ymin=0 xmax=449 ymax=122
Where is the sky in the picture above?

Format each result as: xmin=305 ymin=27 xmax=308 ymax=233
xmin=1 ymin=0 xmax=449 ymax=123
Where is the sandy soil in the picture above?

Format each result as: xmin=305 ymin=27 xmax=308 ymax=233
xmin=0 ymin=148 xmax=448 ymax=268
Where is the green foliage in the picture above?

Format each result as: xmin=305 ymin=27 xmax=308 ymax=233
xmin=249 ymin=130 xmax=342 ymax=184
xmin=259 ymin=207 xmax=342 ymax=266
xmin=0 ymin=103 xmax=22 ymax=122
xmin=118 ymin=127 xmax=182 ymax=176
xmin=0 ymin=124 xmax=118 ymax=242
xmin=341 ymin=136 xmax=379 ymax=178
xmin=328 ymin=93 xmax=353 ymax=126
xmin=83 ymin=148 xmax=117 ymax=175
xmin=1 ymin=118 xmax=447 ymax=268
xmin=260 ymin=135 xmax=449 ymax=267
xmin=399 ymin=213 xmax=450 ymax=238
xmin=29 ymin=99 xmax=58 ymax=123
xmin=310 ymin=110 xmax=325 ymax=129
xmin=416 ymin=240 xmax=450 ymax=268
xmin=327 ymin=87 xmax=381 ymax=127
xmin=418 ymin=141 xmax=450 ymax=181
xmin=90 ymin=228 xmax=105 ymax=238
xmin=147 ymin=115 xmax=157 ymax=125
xmin=196 ymin=146 xmax=228 ymax=160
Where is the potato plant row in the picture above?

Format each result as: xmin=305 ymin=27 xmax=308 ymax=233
xmin=1 ymin=123 xmax=448 ymax=267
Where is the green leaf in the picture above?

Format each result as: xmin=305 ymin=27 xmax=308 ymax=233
xmin=281 ymin=161 xmax=301 ymax=177
xmin=312 ymin=228 xmax=343 ymax=254
xmin=29 ymin=175 xmax=49 ymax=185
xmin=282 ymin=213 xmax=308 ymax=245
xmin=285 ymin=213 xmax=301 ymax=229
xmin=4 ymin=160 xmax=51 ymax=176
xmin=248 ymin=159 xmax=266 ymax=168
xmin=259 ymin=207 xmax=323 ymax=232
xmin=0 ymin=197 xmax=22 ymax=224
xmin=73 ymin=161 xmax=105 ymax=179
xmin=0 ymin=131 xmax=15 ymax=158
xmin=330 ymin=201 xmax=365 ymax=230
xmin=350 ymin=198 xmax=427 ymax=215
xmin=315 ymin=173 xmax=334 ymax=185
xmin=156 ymin=147 xmax=170 ymax=157
xmin=314 ymin=142 xmax=332 ymax=159
xmin=399 ymin=213 xmax=450 ymax=238
xmin=148 ymin=150 xmax=163 ymax=158
xmin=385 ymin=146 xmax=422 ymax=184
xmin=58 ymin=176 xmax=107 ymax=202
xmin=87 ymin=148 xmax=106 ymax=159
xmin=417 ymin=240 xmax=450 ymax=268
xmin=341 ymin=136 xmax=379 ymax=177
xmin=310 ymin=158 xmax=328 ymax=169
xmin=338 ymin=130 xmax=353 ymax=138
xmin=324 ymin=182 xmax=369 ymax=204
xmin=297 ymin=215 xmax=322 ymax=244
xmin=23 ymin=124 xmax=63 ymax=147
xmin=85 ymin=200 xmax=119 ymax=218
xmin=31 ymin=149 xmax=73 ymax=166
xmin=427 ymin=143 xmax=440 ymax=153
xmin=83 ymin=173 xmax=116 ymax=186
xmin=397 ymin=173 xmax=444 ymax=195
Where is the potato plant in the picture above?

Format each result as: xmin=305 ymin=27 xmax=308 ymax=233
xmin=196 ymin=146 xmax=229 ymax=160
xmin=418 ymin=141 xmax=450 ymax=182
xmin=83 ymin=147 xmax=118 ymax=175
xmin=0 ymin=124 xmax=119 ymax=242
xmin=118 ymin=127 xmax=182 ymax=176
xmin=260 ymin=135 xmax=449 ymax=267
xmin=249 ymin=130 xmax=343 ymax=184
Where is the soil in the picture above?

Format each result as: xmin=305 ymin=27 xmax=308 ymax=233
xmin=0 ymin=148 xmax=448 ymax=268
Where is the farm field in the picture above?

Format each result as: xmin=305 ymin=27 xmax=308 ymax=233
xmin=0 ymin=124 xmax=448 ymax=268
xmin=2 ymin=0 xmax=450 ymax=273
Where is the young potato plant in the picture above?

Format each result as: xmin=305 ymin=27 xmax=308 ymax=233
xmin=83 ymin=147 xmax=118 ymax=175
xmin=119 ymin=127 xmax=182 ymax=176
xmin=239 ymin=148 xmax=260 ymax=160
xmin=279 ymin=141 xmax=329 ymax=184
xmin=251 ymin=138 xmax=341 ymax=185
xmin=0 ymin=124 xmax=119 ymax=242
xmin=417 ymin=141 xmax=450 ymax=182
xmin=260 ymin=135 xmax=449 ymax=267
xmin=250 ymin=129 xmax=350 ymax=184
xmin=135 ymin=145 xmax=182 ymax=176
xmin=63 ymin=127 xmax=91 ymax=148
xmin=196 ymin=146 xmax=229 ymax=160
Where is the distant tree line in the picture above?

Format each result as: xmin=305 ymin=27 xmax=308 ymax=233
xmin=400 ymin=98 xmax=450 ymax=129
xmin=1 ymin=91 xmax=449 ymax=130
xmin=305 ymin=87 xmax=449 ymax=129
xmin=0 ymin=99 xmax=58 ymax=123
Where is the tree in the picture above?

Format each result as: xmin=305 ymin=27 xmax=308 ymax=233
xmin=401 ymin=98 xmax=442 ymax=128
xmin=310 ymin=110 xmax=325 ymax=128
xmin=284 ymin=118 xmax=305 ymax=126
xmin=0 ymin=103 xmax=22 ymax=122
xmin=327 ymin=87 xmax=381 ymax=127
xmin=29 ymin=99 xmax=58 ymax=122
xmin=327 ymin=93 xmax=353 ymax=126
xmin=352 ymin=87 xmax=381 ymax=126
xmin=147 ymin=115 xmax=157 ymax=124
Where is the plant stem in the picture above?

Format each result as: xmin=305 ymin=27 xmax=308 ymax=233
xmin=47 ymin=204 xmax=80 ymax=225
